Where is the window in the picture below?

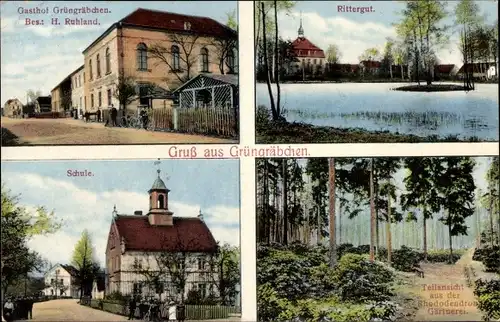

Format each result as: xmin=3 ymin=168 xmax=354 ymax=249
xmin=89 ymin=60 xmax=93 ymax=80
xmin=98 ymin=91 xmax=102 ymax=107
xmin=200 ymin=48 xmax=209 ymax=72
xmin=199 ymin=283 xmax=207 ymax=298
xmin=96 ymin=54 xmax=101 ymax=77
xmin=51 ymin=279 xmax=54 ymax=284
xmin=84 ymin=96 xmax=86 ymax=109
xmin=79 ymin=75 xmax=81 ymax=87
xmin=171 ymin=45 xmax=180 ymax=70
xmin=60 ymin=279 xmax=63 ymax=285
xmin=133 ymin=283 xmax=142 ymax=295
xmin=105 ymin=47 xmax=111 ymax=74
xmin=137 ymin=43 xmax=148 ymax=71
xmin=107 ymin=89 xmax=112 ymax=106
xmin=56 ymin=269 xmax=60 ymax=274
xmin=313 ymin=59 xmax=317 ymax=65
xmin=227 ymin=49 xmax=235 ymax=73
xmin=80 ymin=97 xmax=82 ymax=109
xmin=91 ymin=94 xmax=94 ymax=108
xmin=198 ymin=257 xmax=205 ymax=270
xmin=158 ymin=194 xmax=165 ymax=209
xmin=83 ymin=72 xmax=86 ymax=83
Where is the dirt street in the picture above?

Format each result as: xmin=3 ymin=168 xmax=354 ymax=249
xmin=1 ymin=117 xmax=236 ymax=145
xmin=26 ymin=299 xmax=240 ymax=321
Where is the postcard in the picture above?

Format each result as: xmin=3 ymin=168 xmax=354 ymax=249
xmin=1 ymin=1 xmax=239 ymax=146
xmin=255 ymin=1 xmax=499 ymax=144
xmin=256 ymin=156 xmax=499 ymax=321
xmin=1 ymin=159 xmax=241 ymax=321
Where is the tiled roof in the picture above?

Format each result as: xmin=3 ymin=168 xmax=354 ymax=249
xmin=60 ymin=264 xmax=79 ymax=277
xmin=435 ymin=64 xmax=455 ymax=74
xmin=291 ymin=37 xmax=325 ymax=58
xmin=120 ymin=8 xmax=237 ymax=39
xmin=457 ymin=62 xmax=496 ymax=73
xmin=114 ymin=215 xmax=218 ymax=253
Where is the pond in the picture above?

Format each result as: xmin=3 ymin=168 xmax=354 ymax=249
xmin=256 ymin=82 xmax=499 ymax=141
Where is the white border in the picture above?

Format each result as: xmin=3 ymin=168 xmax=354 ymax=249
xmin=0 ymin=1 xmax=498 ymax=321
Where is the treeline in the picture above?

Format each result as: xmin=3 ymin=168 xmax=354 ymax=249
xmin=256 ymin=157 xmax=499 ymax=263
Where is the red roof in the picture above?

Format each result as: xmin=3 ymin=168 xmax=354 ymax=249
xmin=114 ymin=215 xmax=218 ymax=253
xmin=83 ymin=8 xmax=237 ymax=54
xmin=435 ymin=64 xmax=455 ymax=74
xmin=120 ymin=8 xmax=236 ymax=39
xmin=291 ymin=37 xmax=325 ymax=58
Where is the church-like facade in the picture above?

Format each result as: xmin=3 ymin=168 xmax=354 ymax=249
xmin=287 ymin=14 xmax=326 ymax=75
xmin=105 ymin=169 xmax=219 ymax=302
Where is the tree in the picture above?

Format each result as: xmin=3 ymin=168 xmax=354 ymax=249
xmin=359 ymin=48 xmax=380 ymax=76
xmin=26 ymin=89 xmax=42 ymax=103
xmin=436 ymin=157 xmax=476 ymax=263
xmin=209 ymin=13 xmax=238 ymax=75
xmin=383 ymin=38 xmax=395 ymax=79
xmin=326 ymin=44 xmax=342 ymax=65
xmin=61 ymin=89 xmax=73 ymax=111
xmin=71 ymin=229 xmax=98 ymax=301
xmin=1 ymin=186 xmax=60 ymax=296
xmin=260 ymin=2 xmax=277 ymax=121
xmin=369 ymin=158 xmax=376 ymax=261
xmin=401 ymin=158 xmax=442 ymax=261
xmin=113 ymin=75 xmax=138 ymax=111
xmin=207 ymin=243 xmax=240 ymax=305
xmin=481 ymin=157 xmax=500 ymax=245
xmin=328 ymin=158 xmax=337 ymax=267
xmin=148 ymin=33 xmax=201 ymax=85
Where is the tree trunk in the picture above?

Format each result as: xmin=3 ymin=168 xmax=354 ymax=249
xmin=489 ymin=190 xmax=495 ymax=246
xmin=375 ymin=172 xmax=380 ymax=259
xmin=387 ymin=192 xmax=392 ymax=265
xmin=282 ymin=158 xmax=288 ymax=245
xmin=423 ymin=212 xmax=428 ymax=261
xmin=338 ymin=198 xmax=342 ymax=244
xmin=328 ymin=158 xmax=337 ymax=267
xmin=317 ymin=206 xmax=321 ymax=245
xmin=261 ymin=2 xmax=277 ymax=120
xmin=448 ymin=214 xmax=453 ymax=264
xmin=389 ymin=64 xmax=393 ymax=79
xmin=274 ymin=0 xmax=281 ymax=118
xmin=401 ymin=64 xmax=404 ymax=80
xmin=369 ymin=158 xmax=376 ymax=261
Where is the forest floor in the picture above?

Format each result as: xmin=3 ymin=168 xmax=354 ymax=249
xmin=396 ymin=248 xmax=496 ymax=321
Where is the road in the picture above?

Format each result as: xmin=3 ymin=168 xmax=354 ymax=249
xmin=1 ymin=117 xmax=236 ymax=145
xmin=28 ymin=299 xmax=131 ymax=321
xmin=22 ymin=299 xmax=240 ymax=321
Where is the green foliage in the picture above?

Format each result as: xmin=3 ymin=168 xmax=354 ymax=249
xmin=474 ymin=279 xmax=500 ymax=320
xmin=104 ymin=291 xmax=127 ymax=304
xmin=473 ymin=246 xmax=500 ymax=273
xmin=426 ymin=249 xmax=464 ymax=264
xmin=391 ymin=246 xmax=422 ymax=272
xmin=257 ymin=243 xmax=397 ymax=321
xmin=332 ymin=253 xmax=394 ymax=302
xmin=1 ymin=186 xmax=61 ymax=293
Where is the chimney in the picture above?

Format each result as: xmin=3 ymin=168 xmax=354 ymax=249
xmin=134 ymin=210 xmax=143 ymax=216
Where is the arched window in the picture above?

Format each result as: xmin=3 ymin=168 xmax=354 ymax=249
xmin=89 ymin=60 xmax=93 ymax=80
xmin=227 ymin=48 xmax=235 ymax=73
xmin=171 ymin=45 xmax=180 ymax=71
xmin=200 ymin=48 xmax=209 ymax=72
xmin=137 ymin=43 xmax=148 ymax=71
xmin=105 ymin=48 xmax=111 ymax=74
xmin=96 ymin=54 xmax=101 ymax=77
xmin=158 ymin=195 xmax=165 ymax=209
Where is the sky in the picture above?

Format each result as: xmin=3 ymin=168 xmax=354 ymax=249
xmin=0 ymin=1 xmax=237 ymax=105
xmin=1 ymin=159 xmax=240 ymax=268
xmin=278 ymin=0 xmax=498 ymax=66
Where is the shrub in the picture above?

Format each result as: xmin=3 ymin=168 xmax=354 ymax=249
xmin=104 ymin=291 xmax=127 ymax=304
xmin=474 ymin=246 xmax=500 ymax=273
xmin=426 ymin=249 xmax=464 ymax=264
xmin=391 ymin=246 xmax=421 ymax=272
xmin=257 ymin=284 xmax=292 ymax=322
xmin=474 ymin=279 xmax=500 ymax=320
xmin=331 ymin=253 xmax=393 ymax=302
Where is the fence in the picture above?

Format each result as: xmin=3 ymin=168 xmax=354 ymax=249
xmin=152 ymin=107 xmax=237 ymax=138
xmin=33 ymin=112 xmax=67 ymax=119
xmin=83 ymin=299 xmax=240 ymax=320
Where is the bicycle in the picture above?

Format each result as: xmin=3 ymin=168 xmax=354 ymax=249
xmin=142 ymin=302 xmax=161 ymax=322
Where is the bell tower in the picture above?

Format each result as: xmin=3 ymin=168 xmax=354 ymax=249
xmin=298 ymin=11 xmax=304 ymax=38
xmin=147 ymin=162 xmax=174 ymax=226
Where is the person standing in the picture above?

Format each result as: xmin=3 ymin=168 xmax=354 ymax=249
xmin=3 ymin=298 xmax=14 ymax=322
xmin=26 ymin=297 xmax=33 ymax=320
xmin=111 ymin=105 xmax=118 ymax=127
xmin=128 ymin=296 xmax=136 ymax=320
xmin=97 ymin=108 xmax=102 ymax=123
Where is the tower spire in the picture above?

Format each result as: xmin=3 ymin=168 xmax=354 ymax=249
xmin=154 ymin=159 xmax=161 ymax=177
xmin=298 ymin=11 xmax=304 ymax=37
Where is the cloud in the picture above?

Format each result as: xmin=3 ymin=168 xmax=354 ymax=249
xmin=278 ymin=9 xmax=463 ymax=65
xmin=3 ymin=172 xmax=240 ymax=267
